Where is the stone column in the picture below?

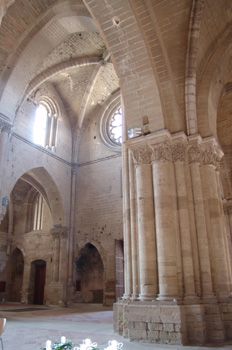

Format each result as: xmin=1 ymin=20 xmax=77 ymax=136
xmin=223 ymin=202 xmax=232 ymax=286
xmin=128 ymin=150 xmax=139 ymax=299
xmin=0 ymin=117 xmax=11 ymax=222
xmin=67 ymin=165 xmax=77 ymax=284
xmin=151 ymin=141 xmax=179 ymax=301
xmin=188 ymin=140 xmax=216 ymax=301
xmin=122 ymin=145 xmax=132 ymax=299
xmin=172 ymin=138 xmax=197 ymax=303
xmin=0 ymin=119 xmax=11 ymax=180
xmin=51 ymin=226 xmax=68 ymax=283
xmin=132 ymin=146 xmax=157 ymax=301
xmin=185 ymin=163 xmax=201 ymax=296
xmin=201 ymin=142 xmax=231 ymax=300
xmin=59 ymin=229 xmax=68 ymax=283
xmin=52 ymin=230 xmax=60 ymax=282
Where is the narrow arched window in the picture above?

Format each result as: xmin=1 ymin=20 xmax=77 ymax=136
xmin=34 ymin=104 xmax=48 ymax=147
xmin=33 ymin=193 xmax=44 ymax=231
xmin=33 ymin=100 xmax=58 ymax=151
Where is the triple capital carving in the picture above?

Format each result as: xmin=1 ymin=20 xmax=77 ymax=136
xmin=130 ymin=138 xmax=223 ymax=167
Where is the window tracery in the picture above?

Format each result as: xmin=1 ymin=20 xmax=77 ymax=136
xmin=98 ymin=93 xmax=122 ymax=152
xmin=108 ymin=107 xmax=122 ymax=145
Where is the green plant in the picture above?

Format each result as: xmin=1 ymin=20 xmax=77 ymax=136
xmin=42 ymin=342 xmax=74 ymax=350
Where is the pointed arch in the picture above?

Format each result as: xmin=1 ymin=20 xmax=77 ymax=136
xmin=8 ymin=167 xmax=66 ymax=228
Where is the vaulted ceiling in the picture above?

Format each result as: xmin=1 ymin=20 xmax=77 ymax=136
xmin=0 ymin=0 xmax=119 ymax=131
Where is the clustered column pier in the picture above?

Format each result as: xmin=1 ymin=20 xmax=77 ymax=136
xmin=115 ymin=130 xmax=232 ymax=345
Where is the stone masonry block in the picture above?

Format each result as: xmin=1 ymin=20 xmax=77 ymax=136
xmin=207 ymin=330 xmax=225 ymax=341
xmin=175 ymin=324 xmax=185 ymax=332
xmin=227 ymin=305 xmax=232 ymax=313
xmin=160 ymin=306 xmax=183 ymax=323
xmin=147 ymin=330 xmax=160 ymax=342
xmin=163 ymin=323 xmax=174 ymax=332
xmin=128 ymin=329 xmax=147 ymax=341
xmin=222 ymin=313 xmax=232 ymax=321
xmin=169 ymin=332 xmax=184 ymax=345
xmin=133 ymin=321 xmax=147 ymax=331
xmin=221 ymin=305 xmax=228 ymax=313
xmin=224 ymin=321 xmax=232 ymax=339
xmin=186 ymin=314 xmax=203 ymax=323
xmin=147 ymin=322 xmax=162 ymax=331
xmin=159 ymin=331 xmax=169 ymax=344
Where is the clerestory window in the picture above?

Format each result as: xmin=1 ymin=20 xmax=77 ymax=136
xmin=33 ymin=99 xmax=58 ymax=151
xmin=33 ymin=193 xmax=44 ymax=231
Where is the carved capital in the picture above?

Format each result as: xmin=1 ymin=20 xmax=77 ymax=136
xmin=150 ymin=142 xmax=172 ymax=162
xmin=131 ymin=146 xmax=151 ymax=165
xmin=51 ymin=226 xmax=69 ymax=239
xmin=0 ymin=120 xmax=11 ymax=133
xmin=202 ymin=143 xmax=222 ymax=167
xmin=188 ymin=144 xmax=201 ymax=163
xmin=0 ymin=114 xmax=12 ymax=132
xmin=172 ymin=142 xmax=185 ymax=162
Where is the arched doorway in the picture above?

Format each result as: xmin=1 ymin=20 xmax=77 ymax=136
xmin=29 ymin=260 xmax=46 ymax=305
xmin=6 ymin=248 xmax=24 ymax=302
xmin=76 ymin=243 xmax=104 ymax=303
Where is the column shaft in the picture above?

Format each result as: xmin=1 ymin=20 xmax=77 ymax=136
xmin=122 ymin=146 xmax=132 ymax=298
xmin=129 ymin=151 xmax=139 ymax=299
xmin=202 ymin=165 xmax=230 ymax=298
xmin=152 ymin=161 xmax=179 ymax=300
xmin=67 ymin=168 xmax=77 ymax=283
xmin=174 ymin=161 xmax=196 ymax=301
xmin=53 ymin=236 xmax=60 ymax=282
xmin=136 ymin=162 xmax=157 ymax=300
xmin=0 ymin=128 xmax=10 ymax=207
xmin=185 ymin=164 xmax=201 ymax=296
xmin=190 ymin=162 xmax=215 ymax=300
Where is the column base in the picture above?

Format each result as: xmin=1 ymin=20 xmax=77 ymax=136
xmin=131 ymin=294 xmax=139 ymax=301
xmin=139 ymin=293 xmax=156 ymax=301
xmin=218 ymin=291 xmax=232 ymax=303
xmin=201 ymin=293 xmax=218 ymax=304
xmin=183 ymin=294 xmax=199 ymax=304
xmin=122 ymin=293 xmax=131 ymax=300
xmin=156 ymin=294 xmax=181 ymax=303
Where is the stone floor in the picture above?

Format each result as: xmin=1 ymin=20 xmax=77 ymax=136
xmin=0 ymin=302 xmax=231 ymax=350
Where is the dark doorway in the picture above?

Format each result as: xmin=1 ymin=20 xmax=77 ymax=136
xmin=76 ymin=243 xmax=104 ymax=303
xmin=6 ymin=248 xmax=24 ymax=302
xmin=29 ymin=260 xmax=46 ymax=305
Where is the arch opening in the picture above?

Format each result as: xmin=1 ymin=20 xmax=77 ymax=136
xmin=75 ymin=243 xmax=104 ymax=304
xmin=5 ymin=248 xmax=24 ymax=302
xmin=29 ymin=259 xmax=46 ymax=305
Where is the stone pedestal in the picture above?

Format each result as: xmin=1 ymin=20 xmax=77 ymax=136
xmin=114 ymin=300 xmax=188 ymax=345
